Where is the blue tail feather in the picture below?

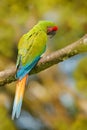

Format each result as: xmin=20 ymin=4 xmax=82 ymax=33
xmin=12 ymin=96 xmax=23 ymax=120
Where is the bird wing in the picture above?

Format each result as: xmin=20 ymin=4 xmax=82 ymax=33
xmin=16 ymin=30 xmax=47 ymax=79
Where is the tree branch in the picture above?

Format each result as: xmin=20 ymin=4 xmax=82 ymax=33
xmin=0 ymin=34 xmax=87 ymax=86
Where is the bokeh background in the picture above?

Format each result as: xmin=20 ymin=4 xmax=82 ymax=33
xmin=0 ymin=0 xmax=87 ymax=130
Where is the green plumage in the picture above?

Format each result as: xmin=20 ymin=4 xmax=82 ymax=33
xmin=16 ymin=21 xmax=56 ymax=79
xmin=18 ymin=30 xmax=47 ymax=66
xmin=12 ymin=20 xmax=57 ymax=119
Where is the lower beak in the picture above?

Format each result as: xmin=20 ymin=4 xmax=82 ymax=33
xmin=49 ymin=31 xmax=56 ymax=38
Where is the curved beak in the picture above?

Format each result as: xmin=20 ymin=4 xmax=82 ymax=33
xmin=47 ymin=30 xmax=57 ymax=38
xmin=47 ymin=26 xmax=58 ymax=38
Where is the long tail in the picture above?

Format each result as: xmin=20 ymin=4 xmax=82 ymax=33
xmin=12 ymin=74 xmax=28 ymax=120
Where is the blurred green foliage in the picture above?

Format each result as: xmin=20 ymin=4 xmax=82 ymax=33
xmin=71 ymin=116 xmax=87 ymax=130
xmin=0 ymin=106 xmax=16 ymax=130
xmin=74 ymin=57 xmax=87 ymax=97
xmin=0 ymin=0 xmax=87 ymax=58
xmin=0 ymin=21 xmax=15 ymax=58
xmin=0 ymin=0 xmax=87 ymax=130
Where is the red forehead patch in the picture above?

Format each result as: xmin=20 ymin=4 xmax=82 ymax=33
xmin=52 ymin=26 xmax=58 ymax=31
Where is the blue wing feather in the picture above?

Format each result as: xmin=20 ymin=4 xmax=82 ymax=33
xmin=16 ymin=56 xmax=40 ymax=80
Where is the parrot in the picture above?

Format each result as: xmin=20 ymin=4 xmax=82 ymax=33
xmin=12 ymin=20 xmax=58 ymax=119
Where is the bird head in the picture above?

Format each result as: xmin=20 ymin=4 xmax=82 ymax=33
xmin=37 ymin=21 xmax=58 ymax=37
xmin=47 ymin=26 xmax=58 ymax=37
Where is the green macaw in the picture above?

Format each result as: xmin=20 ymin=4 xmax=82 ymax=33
xmin=12 ymin=20 xmax=58 ymax=119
